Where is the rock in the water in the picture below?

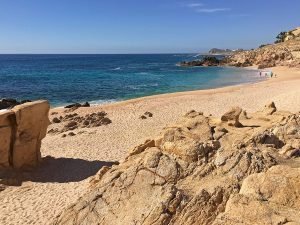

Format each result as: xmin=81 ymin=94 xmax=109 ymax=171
xmin=64 ymin=102 xmax=90 ymax=109
xmin=0 ymin=98 xmax=19 ymax=110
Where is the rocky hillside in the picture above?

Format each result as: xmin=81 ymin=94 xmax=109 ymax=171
xmin=52 ymin=102 xmax=300 ymax=225
xmin=226 ymin=27 xmax=300 ymax=69
xmin=179 ymin=27 xmax=300 ymax=69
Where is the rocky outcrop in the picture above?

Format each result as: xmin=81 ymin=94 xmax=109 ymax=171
xmin=221 ymin=107 xmax=243 ymax=127
xmin=214 ymin=165 xmax=300 ymax=225
xmin=179 ymin=56 xmax=221 ymax=67
xmin=0 ymin=98 xmax=32 ymax=110
xmin=53 ymin=102 xmax=300 ymax=225
xmin=225 ymin=27 xmax=300 ymax=69
xmin=179 ymin=27 xmax=300 ymax=69
xmin=0 ymin=100 xmax=50 ymax=170
xmin=48 ymin=111 xmax=112 ymax=135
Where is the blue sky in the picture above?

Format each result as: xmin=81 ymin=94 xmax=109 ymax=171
xmin=0 ymin=0 xmax=299 ymax=53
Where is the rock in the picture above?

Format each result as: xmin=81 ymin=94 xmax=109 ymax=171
xmin=0 ymin=99 xmax=33 ymax=110
xmin=11 ymin=100 xmax=50 ymax=169
xmin=184 ymin=110 xmax=204 ymax=118
xmin=64 ymin=103 xmax=82 ymax=109
xmin=100 ymin=117 xmax=112 ymax=125
xmin=82 ymin=102 xmax=90 ymax=107
xmin=0 ymin=110 xmax=15 ymax=168
xmin=52 ymin=117 xmax=61 ymax=123
xmin=53 ymin=111 xmax=111 ymax=133
xmin=139 ymin=115 xmax=147 ymax=119
xmin=179 ymin=56 xmax=221 ymax=67
xmin=214 ymin=166 xmax=300 ymax=224
xmin=65 ymin=121 xmax=77 ymax=128
xmin=0 ymin=98 xmax=19 ymax=110
xmin=68 ymin=132 xmax=76 ymax=136
xmin=262 ymin=101 xmax=277 ymax=115
xmin=213 ymin=127 xmax=228 ymax=140
xmin=128 ymin=139 xmax=155 ymax=157
xmin=61 ymin=134 xmax=67 ymax=138
xmin=52 ymin=104 xmax=300 ymax=225
xmin=160 ymin=114 xmax=218 ymax=163
xmin=144 ymin=111 xmax=153 ymax=117
xmin=221 ymin=107 xmax=243 ymax=127
xmin=240 ymin=110 xmax=250 ymax=120
xmin=65 ymin=102 xmax=90 ymax=109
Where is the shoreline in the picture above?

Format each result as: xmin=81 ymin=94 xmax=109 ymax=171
xmin=51 ymin=66 xmax=296 ymax=111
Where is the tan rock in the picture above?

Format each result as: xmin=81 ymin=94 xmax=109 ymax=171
xmin=0 ymin=110 xmax=15 ymax=168
xmin=214 ymin=166 xmax=300 ymax=225
xmin=221 ymin=107 xmax=243 ymax=127
xmin=52 ymin=105 xmax=300 ymax=225
xmin=161 ymin=114 xmax=217 ymax=162
xmin=12 ymin=100 xmax=50 ymax=169
xmin=128 ymin=139 xmax=155 ymax=157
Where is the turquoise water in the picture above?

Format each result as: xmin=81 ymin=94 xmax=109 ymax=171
xmin=0 ymin=54 xmax=262 ymax=107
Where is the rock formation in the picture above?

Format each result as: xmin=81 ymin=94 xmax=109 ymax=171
xmin=0 ymin=100 xmax=50 ymax=170
xmin=48 ymin=111 xmax=111 ymax=135
xmin=179 ymin=56 xmax=221 ymax=67
xmin=52 ymin=102 xmax=300 ymax=225
xmin=179 ymin=27 xmax=300 ymax=69
xmin=225 ymin=27 xmax=300 ymax=69
xmin=0 ymin=98 xmax=32 ymax=110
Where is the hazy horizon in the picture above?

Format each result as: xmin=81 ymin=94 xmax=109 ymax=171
xmin=0 ymin=0 xmax=299 ymax=54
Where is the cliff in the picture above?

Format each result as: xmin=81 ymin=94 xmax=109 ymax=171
xmin=226 ymin=27 xmax=300 ymax=69
xmin=180 ymin=27 xmax=300 ymax=69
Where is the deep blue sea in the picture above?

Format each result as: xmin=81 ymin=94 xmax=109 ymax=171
xmin=0 ymin=54 xmax=262 ymax=107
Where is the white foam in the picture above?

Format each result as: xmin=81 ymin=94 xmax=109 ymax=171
xmin=89 ymin=99 xmax=118 ymax=106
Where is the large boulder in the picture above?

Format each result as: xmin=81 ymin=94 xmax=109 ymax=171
xmin=160 ymin=114 xmax=218 ymax=163
xmin=0 ymin=100 xmax=50 ymax=170
xmin=214 ymin=165 xmax=300 ymax=225
xmin=221 ymin=107 xmax=243 ymax=127
xmin=12 ymin=100 xmax=50 ymax=169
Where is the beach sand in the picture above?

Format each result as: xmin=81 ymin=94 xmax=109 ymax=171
xmin=1 ymin=66 xmax=300 ymax=225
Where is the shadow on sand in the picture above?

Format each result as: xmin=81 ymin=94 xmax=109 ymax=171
xmin=0 ymin=156 xmax=119 ymax=185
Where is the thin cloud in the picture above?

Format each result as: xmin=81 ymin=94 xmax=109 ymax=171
xmin=228 ymin=14 xmax=250 ymax=18
xmin=196 ymin=8 xmax=231 ymax=13
xmin=187 ymin=3 xmax=204 ymax=8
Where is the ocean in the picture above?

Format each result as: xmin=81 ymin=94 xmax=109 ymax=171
xmin=0 ymin=54 xmax=262 ymax=107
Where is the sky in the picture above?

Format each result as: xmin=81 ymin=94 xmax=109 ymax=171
xmin=0 ymin=0 xmax=299 ymax=54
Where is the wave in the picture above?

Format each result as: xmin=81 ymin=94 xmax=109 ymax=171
xmin=111 ymin=67 xmax=121 ymax=71
xmin=136 ymin=72 xmax=149 ymax=75
xmin=89 ymin=99 xmax=118 ymax=106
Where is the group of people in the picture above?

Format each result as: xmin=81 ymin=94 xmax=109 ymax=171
xmin=259 ymin=70 xmax=277 ymax=78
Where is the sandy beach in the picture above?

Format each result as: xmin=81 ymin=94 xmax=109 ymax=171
xmin=1 ymin=66 xmax=300 ymax=225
